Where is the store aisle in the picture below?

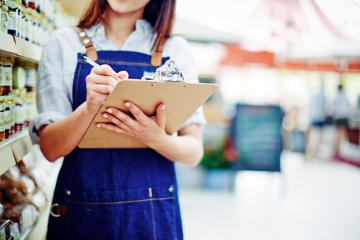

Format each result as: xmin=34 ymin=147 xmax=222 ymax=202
xmin=177 ymin=151 xmax=360 ymax=240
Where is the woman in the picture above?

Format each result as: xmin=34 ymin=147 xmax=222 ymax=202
xmin=29 ymin=0 xmax=206 ymax=239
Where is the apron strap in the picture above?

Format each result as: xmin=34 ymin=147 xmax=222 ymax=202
xmin=151 ymin=38 xmax=167 ymax=66
xmin=73 ymin=27 xmax=98 ymax=61
xmin=72 ymin=26 xmax=166 ymax=66
xmin=50 ymin=203 xmax=67 ymax=217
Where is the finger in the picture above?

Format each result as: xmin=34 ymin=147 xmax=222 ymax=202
xmin=88 ymin=84 xmax=114 ymax=95
xmin=91 ymin=64 xmax=120 ymax=81
xmin=117 ymin=71 xmax=129 ymax=80
xmin=86 ymin=74 xmax=118 ymax=88
xmin=96 ymin=122 xmax=130 ymax=135
xmin=124 ymin=102 xmax=149 ymax=126
xmin=105 ymin=107 xmax=139 ymax=130
xmin=154 ymin=103 xmax=166 ymax=127
xmin=102 ymin=111 xmax=132 ymax=132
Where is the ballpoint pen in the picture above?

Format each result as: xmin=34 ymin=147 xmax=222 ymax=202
xmin=82 ymin=55 xmax=122 ymax=80
xmin=82 ymin=56 xmax=100 ymax=67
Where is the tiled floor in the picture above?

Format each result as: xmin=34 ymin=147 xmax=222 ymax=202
xmin=176 ymin=150 xmax=360 ymax=240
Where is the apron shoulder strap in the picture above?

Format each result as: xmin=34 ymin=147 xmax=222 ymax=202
xmin=73 ymin=26 xmax=98 ymax=61
xmin=73 ymin=26 xmax=165 ymax=66
xmin=151 ymin=38 xmax=167 ymax=66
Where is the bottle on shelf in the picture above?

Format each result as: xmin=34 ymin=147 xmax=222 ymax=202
xmin=1 ymin=57 xmax=14 ymax=96
xmin=1 ymin=0 xmax=9 ymax=34
xmin=3 ymin=95 xmax=12 ymax=138
xmin=5 ymin=0 xmax=20 ymax=37
xmin=0 ymin=96 xmax=5 ymax=141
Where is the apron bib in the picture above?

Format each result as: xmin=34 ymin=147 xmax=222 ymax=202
xmin=46 ymin=50 xmax=183 ymax=240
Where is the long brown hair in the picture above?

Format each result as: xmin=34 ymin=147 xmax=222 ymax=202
xmin=77 ymin=0 xmax=176 ymax=51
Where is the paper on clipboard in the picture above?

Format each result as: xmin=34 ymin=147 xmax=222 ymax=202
xmin=78 ymin=79 xmax=218 ymax=148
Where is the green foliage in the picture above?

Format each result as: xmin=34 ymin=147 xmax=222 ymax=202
xmin=200 ymin=143 xmax=230 ymax=170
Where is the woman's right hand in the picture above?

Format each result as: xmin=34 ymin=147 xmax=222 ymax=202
xmin=85 ymin=64 xmax=128 ymax=116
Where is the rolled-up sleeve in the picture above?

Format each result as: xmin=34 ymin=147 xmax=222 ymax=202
xmin=29 ymin=30 xmax=74 ymax=144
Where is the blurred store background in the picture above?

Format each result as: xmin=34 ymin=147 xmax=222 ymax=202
xmin=1 ymin=0 xmax=360 ymax=239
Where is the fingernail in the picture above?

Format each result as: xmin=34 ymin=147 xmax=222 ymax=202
xmin=106 ymin=108 xmax=112 ymax=113
xmin=103 ymin=113 xmax=108 ymax=118
xmin=125 ymin=102 xmax=130 ymax=107
xmin=161 ymin=104 xmax=166 ymax=111
xmin=96 ymin=124 xmax=101 ymax=128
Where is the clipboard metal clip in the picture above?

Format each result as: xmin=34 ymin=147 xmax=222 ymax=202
xmin=154 ymin=60 xmax=185 ymax=82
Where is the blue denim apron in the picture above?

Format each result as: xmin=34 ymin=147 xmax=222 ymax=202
xmin=46 ymin=51 xmax=183 ymax=240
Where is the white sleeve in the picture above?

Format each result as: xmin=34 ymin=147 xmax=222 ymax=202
xmin=28 ymin=30 xmax=74 ymax=144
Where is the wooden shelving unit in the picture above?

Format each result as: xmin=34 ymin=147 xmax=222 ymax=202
xmin=0 ymin=32 xmax=42 ymax=176
xmin=0 ymin=31 xmax=45 ymax=239
xmin=0 ymin=130 xmax=33 ymax=175
xmin=0 ymin=31 xmax=42 ymax=66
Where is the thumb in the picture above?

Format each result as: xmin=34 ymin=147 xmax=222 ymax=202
xmin=154 ymin=103 xmax=166 ymax=127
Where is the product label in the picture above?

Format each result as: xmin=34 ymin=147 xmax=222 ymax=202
xmin=0 ymin=111 xmax=5 ymax=131
xmin=25 ymin=20 xmax=30 ymax=41
xmin=3 ymin=66 xmax=12 ymax=86
xmin=14 ymin=105 xmax=22 ymax=124
xmin=7 ymin=12 xmax=15 ymax=31
xmin=11 ymin=108 xmax=14 ymax=127
xmin=4 ymin=108 xmax=11 ymax=130
xmin=0 ymin=12 xmax=6 ymax=33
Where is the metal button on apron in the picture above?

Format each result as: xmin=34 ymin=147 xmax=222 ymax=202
xmin=168 ymin=185 xmax=174 ymax=192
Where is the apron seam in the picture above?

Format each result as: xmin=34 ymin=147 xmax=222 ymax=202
xmin=172 ymin=191 xmax=177 ymax=240
xmin=73 ymin=57 xmax=83 ymax=110
xmin=65 ymin=197 xmax=174 ymax=205
xmin=93 ymin=59 xmax=154 ymax=67
xmin=150 ymin=198 xmax=157 ymax=240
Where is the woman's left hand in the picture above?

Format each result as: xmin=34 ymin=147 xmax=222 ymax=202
xmin=96 ymin=102 xmax=167 ymax=147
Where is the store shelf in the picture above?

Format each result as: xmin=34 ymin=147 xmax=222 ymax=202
xmin=0 ymin=31 xmax=18 ymax=55
xmin=0 ymin=31 xmax=42 ymax=64
xmin=0 ymin=130 xmax=33 ymax=175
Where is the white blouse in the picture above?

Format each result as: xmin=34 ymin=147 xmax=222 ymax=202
xmin=29 ymin=19 xmax=206 ymax=144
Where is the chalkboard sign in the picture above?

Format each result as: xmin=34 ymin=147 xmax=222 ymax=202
xmin=230 ymin=104 xmax=284 ymax=172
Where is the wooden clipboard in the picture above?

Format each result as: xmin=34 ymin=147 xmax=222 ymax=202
xmin=78 ymin=79 xmax=218 ymax=148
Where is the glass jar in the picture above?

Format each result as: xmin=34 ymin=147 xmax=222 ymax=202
xmin=2 ymin=57 xmax=14 ymax=95
xmin=11 ymin=89 xmax=22 ymax=133
xmin=10 ymin=96 xmax=15 ymax=135
xmin=5 ymin=0 xmax=19 ymax=37
xmin=19 ymin=88 xmax=27 ymax=128
xmin=3 ymin=96 xmax=12 ymax=138
xmin=12 ymin=65 xmax=26 ymax=90
xmin=0 ymin=96 xmax=5 ymax=141
xmin=25 ymin=67 xmax=36 ymax=91
xmin=23 ymin=9 xmax=31 ymax=42
xmin=1 ymin=3 xmax=8 ymax=34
